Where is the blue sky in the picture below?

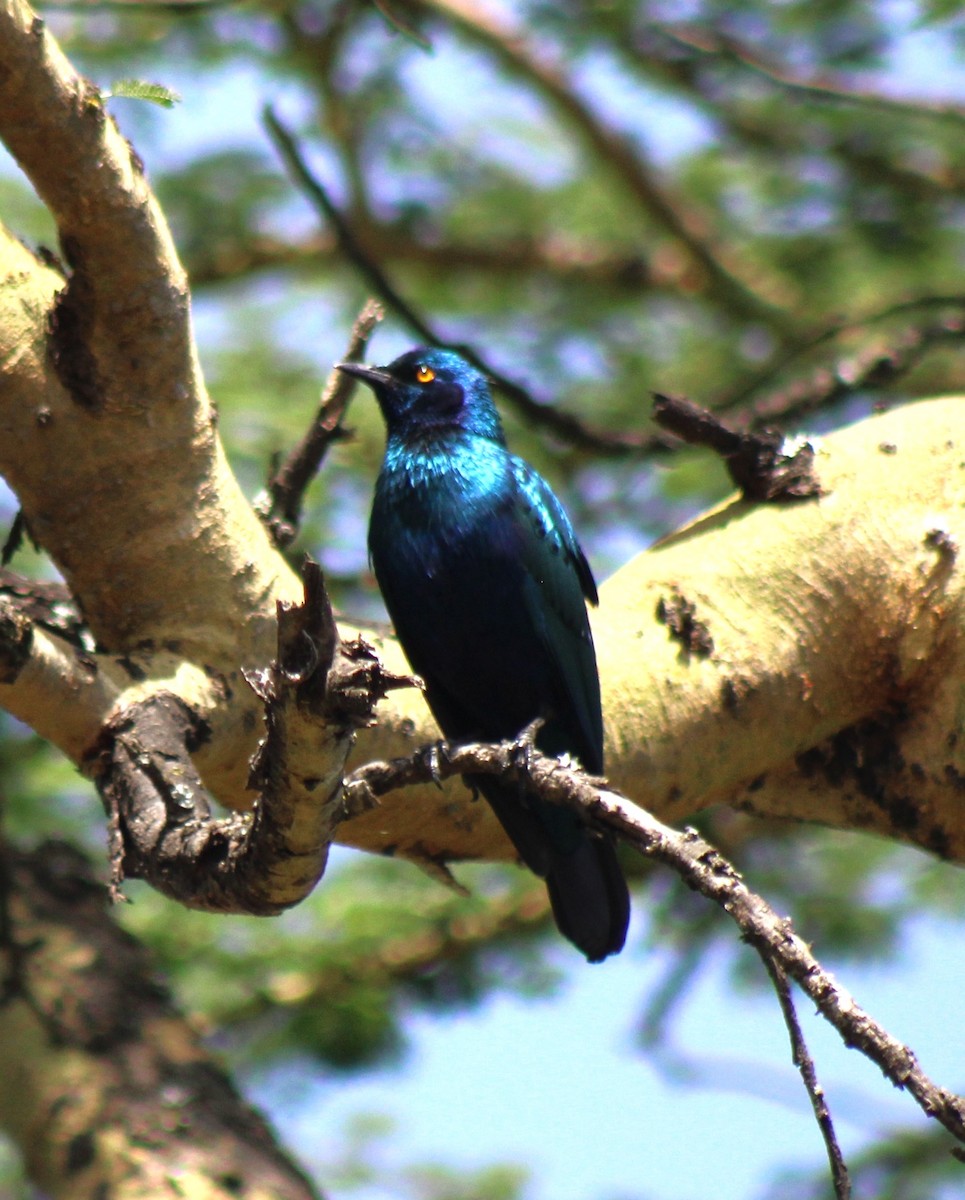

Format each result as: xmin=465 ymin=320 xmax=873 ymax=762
xmin=253 ymin=874 xmax=964 ymax=1200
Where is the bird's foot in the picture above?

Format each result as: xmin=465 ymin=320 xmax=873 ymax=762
xmin=511 ymin=717 xmax=544 ymax=782
xmin=420 ymin=738 xmax=451 ymax=788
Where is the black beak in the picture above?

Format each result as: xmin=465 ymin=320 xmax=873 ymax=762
xmin=335 ymin=362 xmax=394 ymax=389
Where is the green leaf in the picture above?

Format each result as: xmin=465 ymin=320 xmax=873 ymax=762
xmin=106 ymin=78 xmax=181 ymax=109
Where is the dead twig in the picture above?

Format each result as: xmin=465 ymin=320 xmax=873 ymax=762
xmin=652 ymin=393 xmax=823 ymax=501
xmin=256 ymin=299 xmax=384 ymax=548
xmin=761 ymin=955 xmax=851 ymax=1200
xmin=262 ymin=104 xmax=665 ymax=458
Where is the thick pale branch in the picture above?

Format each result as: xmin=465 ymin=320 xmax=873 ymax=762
xmin=344 ymin=396 xmax=965 ymax=864
xmin=595 ymin=397 xmax=965 ymax=857
xmin=0 ymin=594 xmax=120 ymax=755
xmin=0 ymin=0 xmax=192 ymax=407
xmin=90 ymin=565 xmax=411 ymax=913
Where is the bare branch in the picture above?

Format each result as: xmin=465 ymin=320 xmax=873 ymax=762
xmin=263 ymin=105 xmax=439 ymax=346
xmin=647 ymin=22 xmax=965 ymax=128
xmin=0 ymin=0 xmax=195 ymax=414
xmin=761 ymin=957 xmax=851 ymax=1200
xmin=652 ymin=392 xmax=823 ymax=501
xmin=264 ymin=105 xmax=668 ymax=457
xmin=748 ymin=316 xmax=965 ymax=426
xmin=257 ymin=299 xmax=384 ymax=548
xmin=184 ymin=225 xmax=673 ymax=296
xmin=94 ymin=561 xmax=415 ymax=913
xmin=714 ymin=296 xmax=965 ymax=417
xmin=0 ymin=569 xmax=88 ymax=647
xmin=0 ymin=591 xmax=121 ymax=759
xmin=345 ymin=736 xmax=965 ymax=1145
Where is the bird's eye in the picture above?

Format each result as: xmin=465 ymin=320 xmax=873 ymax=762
xmin=415 ymin=364 xmax=435 ymax=384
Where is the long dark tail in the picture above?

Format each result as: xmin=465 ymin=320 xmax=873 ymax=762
xmin=474 ymin=775 xmax=630 ymax=962
xmin=546 ymin=835 xmax=629 ymax=963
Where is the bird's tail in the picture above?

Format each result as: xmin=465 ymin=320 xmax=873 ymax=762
xmin=546 ymin=835 xmax=629 ymax=963
xmin=473 ymin=775 xmax=630 ymax=962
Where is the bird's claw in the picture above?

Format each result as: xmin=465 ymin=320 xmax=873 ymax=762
xmin=421 ymin=738 xmax=449 ymax=788
xmin=511 ymin=717 xmax=544 ymax=780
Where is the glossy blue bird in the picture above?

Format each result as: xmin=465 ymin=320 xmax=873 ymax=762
xmin=338 ymin=347 xmax=629 ymax=962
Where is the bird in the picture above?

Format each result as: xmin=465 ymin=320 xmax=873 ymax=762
xmin=337 ymin=346 xmax=630 ymax=962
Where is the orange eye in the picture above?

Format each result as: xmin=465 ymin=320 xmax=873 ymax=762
xmin=415 ymin=364 xmax=435 ymax=384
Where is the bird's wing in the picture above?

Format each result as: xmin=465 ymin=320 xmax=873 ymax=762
xmin=508 ymin=456 xmax=603 ymax=773
xmin=510 ymin=456 xmax=598 ymax=606
xmin=368 ymin=452 xmax=603 ymax=772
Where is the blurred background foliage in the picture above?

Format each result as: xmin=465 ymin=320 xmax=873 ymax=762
xmin=2 ymin=1 xmax=965 ymax=1197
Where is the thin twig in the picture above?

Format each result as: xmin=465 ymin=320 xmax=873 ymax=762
xmin=263 ymin=105 xmax=439 ymax=346
xmin=749 ymin=316 xmax=965 ymax=427
xmin=715 ymin=296 xmax=965 ymax=416
xmin=256 ymin=298 xmax=384 ymax=548
xmin=344 ymin=737 xmax=965 ymax=1146
xmin=649 ymin=23 xmax=965 ymax=128
xmin=761 ymin=955 xmax=851 ymax=1200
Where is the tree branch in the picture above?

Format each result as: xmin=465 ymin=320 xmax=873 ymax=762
xmin=713 ymin=295 xmax=965 ymax=417
xmin=647 ymin=22 xmax=965 ymax=128
xmin=652 ymin=392 xmax=823 ymax=501
xmin=257 ymin=299 xmax=384 ymax=549
xmin=0 ymin=839 xmax=322 ymax=1200
xmin=3 ymin=0 xmax=965 ymax=901
xmin=93 ymin=561 xmax=415 ymax=913
xmin=263 ymin=105 xmax=667 ymax=457
xmin=748 ymin=315 xmax=965 ymax=426
xmin=183 ymin=225 xmax=673 ymax=296
xmin=760 ymin=957 xmax=850 ymax=1200
xmin=345 ymin=736 xmax=965 ymax=1145
xmin=0 ymin=0 xmax=193 ymax=414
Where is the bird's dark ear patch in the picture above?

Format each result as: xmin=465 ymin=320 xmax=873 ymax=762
xmin=414 ymin=379 xmax=465 ymax=418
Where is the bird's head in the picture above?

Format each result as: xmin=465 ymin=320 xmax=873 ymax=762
xmin=337 ymin=347 xmax=505 ymax=444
